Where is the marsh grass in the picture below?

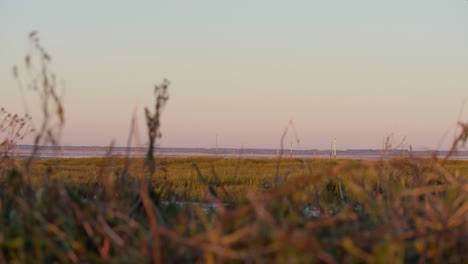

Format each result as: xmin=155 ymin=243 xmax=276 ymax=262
xmin=4 ymin=156 xmax=467 ymax=263
xmin=20 ymin=157 xmax=343 ymax=202
xmin=0 ymin=33 xmax=467 ymax=263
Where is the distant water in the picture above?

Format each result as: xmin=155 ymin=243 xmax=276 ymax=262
xmin=7 ymin=146 xmax=468 ymax=160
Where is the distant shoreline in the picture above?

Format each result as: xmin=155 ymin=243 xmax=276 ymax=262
xmin=5 ymin=145 xmax=468 ymax=160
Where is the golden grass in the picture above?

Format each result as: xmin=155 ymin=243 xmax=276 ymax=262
xmin=1 ymin=156 xmax=464 ymax=263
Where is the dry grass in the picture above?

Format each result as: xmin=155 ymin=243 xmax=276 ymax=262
xmin=2 ymin=156 xmax=467 ymax=263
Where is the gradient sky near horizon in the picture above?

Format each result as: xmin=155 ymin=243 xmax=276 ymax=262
xmin=1 ymin=1 xmax=468 ymax=150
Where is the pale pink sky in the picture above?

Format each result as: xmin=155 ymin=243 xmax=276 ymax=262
xmin=1 ymin=1 xmax=467 ymax=150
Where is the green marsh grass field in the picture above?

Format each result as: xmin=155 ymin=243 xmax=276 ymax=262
xmin=3 ymin=156 xmax=467 ymax=263
xmin=23 ymin=157 xmax=468 ymax=203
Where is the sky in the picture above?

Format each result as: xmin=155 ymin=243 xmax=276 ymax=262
xmin=1 ymin=1 xmax=468 ymax=150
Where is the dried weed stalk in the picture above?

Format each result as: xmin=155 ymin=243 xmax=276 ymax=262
xmin=11 ymin=31 xmax=65 ymax=173
xmin=144 ymin=79 xmax=169 ymax=178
